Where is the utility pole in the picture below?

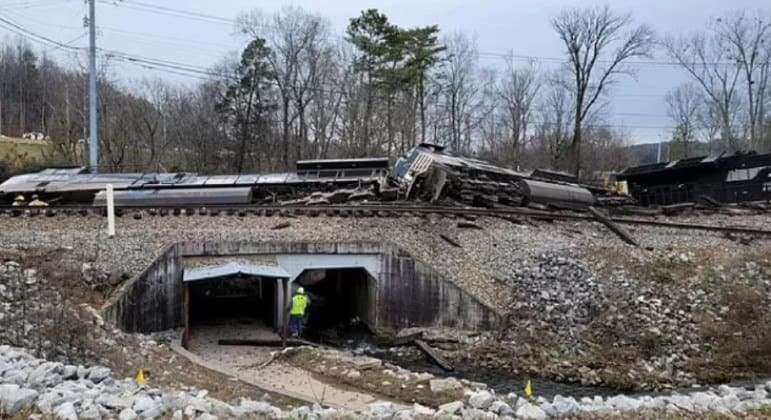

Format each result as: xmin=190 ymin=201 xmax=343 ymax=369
xmin=88 ymin=0 xmax=98 ymax=173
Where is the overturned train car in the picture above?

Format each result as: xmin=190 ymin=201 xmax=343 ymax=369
xmin=391 ymin=143 xmax=596 ymax=208
xmin=0 ymin=158 xmax=389 ymax=205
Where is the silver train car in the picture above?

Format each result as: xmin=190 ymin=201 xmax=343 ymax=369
xmin=0 ymin=158 xmax=389 ymax=205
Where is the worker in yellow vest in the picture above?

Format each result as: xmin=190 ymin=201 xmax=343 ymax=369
xmin=289 ymin=287 xmax=310 ymax=338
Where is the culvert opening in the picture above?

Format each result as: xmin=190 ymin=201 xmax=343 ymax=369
xmin=105 ymin=241 xmax=497 ymax=345
xmin=187 ymin=274 xmax=284 ymax=342
xmin=295 ymin=267 xmax=375 ymax=338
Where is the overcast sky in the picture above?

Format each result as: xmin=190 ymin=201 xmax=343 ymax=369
xmin=0 ymin=0 xmax=768 ymax=144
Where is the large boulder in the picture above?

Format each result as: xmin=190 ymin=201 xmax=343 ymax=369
xmin=607 ymin=394 xmax=642 ymax=412
xmin=54 ymin=401 xmax=78 ymax=420
xmin=27 ymin=362 xmax=63 ymax=387
xmin=133 ymin=395 xmax=164 ymax=419
xmin=119 ymin=408 xmax=138 ymax=420
xmin=87 ymin=366 xmax=112 ymax=384
xmin=467 ymin=390 xmax=494 ymax=409
xmin=0 ymin=383 xmax=38 ymax=416
xmin=437 ymin=400 xmax=464 ymax=415
xmin=367 ymin=401 xmax=396 ymax=418
xmin=515 ymin=401 xmax=547 ymax=420
xmin=551 ymin=395 xmax=581 ymax=415
xmin=238 ymin=400 xmax=282 ymax=418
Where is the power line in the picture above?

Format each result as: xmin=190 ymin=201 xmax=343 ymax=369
xmin=0 ymin=16 xmax=680 ymax=132
xmin=96 ymin=0 xmax=234 ymax=26
xmin=0 ymin=14 xmax=81 ymax=50
xmin=97 ymin=25 xmax=236 ymax=49
xmin=0 ymin=0 xmax=66 ymax=11
xmin=119 ymin=0 xmax=233 ymax=24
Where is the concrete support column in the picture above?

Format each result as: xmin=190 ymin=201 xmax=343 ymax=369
xmin=274 ymin=279 xmax=284 ymax=333
xmin=182 ymin=285 xmax=190 ymax=349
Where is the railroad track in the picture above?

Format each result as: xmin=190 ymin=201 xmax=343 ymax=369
xmin=0 ymin=203 xmax=769 ymax=237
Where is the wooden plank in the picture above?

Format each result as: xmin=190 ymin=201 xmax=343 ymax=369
xmin=588 ymin=206 xmax=639 ymax=247
xmin=414 ymin=339 xmax=453 ymax=371
xmin=374 ymin=332 xmax=424 ymax=347
xmin=439 ymin=234 xmax=461 ymax=248
xmin=662 ymin=202 xmax=695 ymax=216
xmin=271 ymin=221 xmax=291 ymax=230
xmin=699 ymin=195 xmax=723 ymax=208
xmin=218 ymin=338 xmax=317 ymax=347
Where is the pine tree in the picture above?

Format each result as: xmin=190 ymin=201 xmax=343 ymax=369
xmin=216 ymin=38 xmax=276 ymax=172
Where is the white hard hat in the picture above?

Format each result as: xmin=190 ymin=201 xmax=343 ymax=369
xmin=297 ymin=287 xmax=305 ymax=294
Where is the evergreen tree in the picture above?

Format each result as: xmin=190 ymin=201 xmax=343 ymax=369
xmin=403 ymin=25 xmax=446 ymax=144
xmin=216 ymin=38 xmax=276 ymax=172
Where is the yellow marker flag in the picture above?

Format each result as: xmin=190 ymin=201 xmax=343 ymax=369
xmin=525 ymin=379 xmax=533 ymax=398
xmin=135 ymin=369 xmax=147 ymax=385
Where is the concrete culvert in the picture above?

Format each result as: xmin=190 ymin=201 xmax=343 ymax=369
xmin=188 ymin=274 xmax=278 ymax=333
xmin=102 ymin=241 xmax=498 ymax=343
xmin=294 ymin=267 xmax=376 ymax=335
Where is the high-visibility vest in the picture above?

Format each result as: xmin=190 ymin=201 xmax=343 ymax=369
xmin=290 ymin=294 xmax=309 ymax=316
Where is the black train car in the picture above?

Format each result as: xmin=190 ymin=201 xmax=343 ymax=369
xmin=616 ymin=152 xmax=771 ymax=206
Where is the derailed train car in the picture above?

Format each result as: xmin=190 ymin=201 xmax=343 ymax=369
xmin=0 ymin=143 xmax=600 ymax=208
xmin=0 ymin=158 xmax=389 ymax=205
xmin=616 ymin=151 xmax=771 ymax=206
xmin=391 ymin=143 xmax=596 ymax=207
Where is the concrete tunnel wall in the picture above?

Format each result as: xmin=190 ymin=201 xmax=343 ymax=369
xmin=102 ymin=241 xmax=498 ymax=334
xmin=102 ymin=245 xmax=184 ymax=333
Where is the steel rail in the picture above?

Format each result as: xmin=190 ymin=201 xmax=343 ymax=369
xmin=0 ymin=203 xmax=769 ymax=236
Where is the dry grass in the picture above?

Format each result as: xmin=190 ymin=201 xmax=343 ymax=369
xmin=690 ymin=283 xmax=771 ymax=383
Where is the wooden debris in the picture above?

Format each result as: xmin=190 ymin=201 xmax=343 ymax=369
xmin=588 ymin=206 xmax=639 ymax=247
xmin=699 ymin=195 xmax=723 ymax=208
xmin=614 ymin=206 xmax=662 ymax=217
xmin=348 ymin=190 xmax=376 ymax=201
xmin=718 ymin=207 xmax=752 ymax=216
xmin=218 ymin=338 xmax=316 ymax=347
xmin=271 ymin=222 xmax=291 ymax=230
xmin=414 ymin=339 xmax=453 ymax=371
xmin=439 ymin=234 xmax=461 ymax=248
xmin=457 ymin=221 xmax=482 ymax=229
xmin=662 ymin=202 xmax=695 ymax=216
xmin=374 ymin=332 xmax=424 ymax=347
xmin=306 ymin=198 xmax=331 ymax=206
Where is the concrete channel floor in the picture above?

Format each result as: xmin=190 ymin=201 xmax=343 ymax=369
xmin=177 ymin=319 xmax=381 ymax=410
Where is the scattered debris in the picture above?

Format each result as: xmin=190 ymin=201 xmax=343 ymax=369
xmin=270 ymin=221 xmax=292 ymax=230
xmin=457 ymin=221 xmax=482 ymax=229
xmin=414 ymin=339 xmax=454 ymax=372
xmin=439 ymin=234 xmax=461 ymax=248
xmin=587 ymin=206 xmax=639 ymax=247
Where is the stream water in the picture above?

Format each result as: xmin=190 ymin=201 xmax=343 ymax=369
xmin=326 ymin=327 xmax=620 ymax=400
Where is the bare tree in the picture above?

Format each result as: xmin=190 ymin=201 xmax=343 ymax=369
xmin=238 ymin=6 xmax=331 ymax=169
xmin=716 ymin=12 xmax=771 ymax=151
xmin=499 ymin=59 xmax=540 ymax=168
xmin=663 ymin=23 xmax=743 ymax=151
xmin=533 ymin=73 xmax=574 ymax=169
xmin=439 ymin=32 xmax=479 ymax=155
xmin=552 ymin=5 xmax=654 ymax=178
xmin=308 ymin=40 xmax=346 ymax=159
xmin=666 ymin=83 xmax=703 ymax=158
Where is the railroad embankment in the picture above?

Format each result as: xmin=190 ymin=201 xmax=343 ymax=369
xmin=0 ymin=211 xmax=769 ymax=417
